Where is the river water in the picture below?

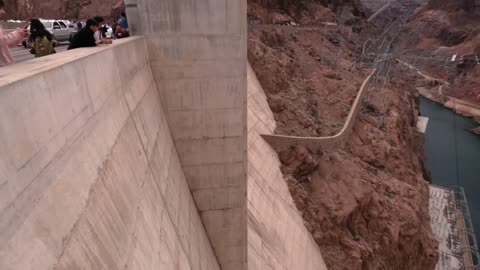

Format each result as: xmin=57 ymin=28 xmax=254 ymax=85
xmin=420 ymin=97 xmax=480 ymax=245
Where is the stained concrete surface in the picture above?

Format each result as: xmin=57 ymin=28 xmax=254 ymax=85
xmin=132 ymin=1 xmax=248 ymax=269
xmin=0 ymin=38 xmax=220 ymax=270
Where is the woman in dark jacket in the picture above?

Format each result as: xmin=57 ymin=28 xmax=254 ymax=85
xmin=29 ymin=19 xmax=56 ymax=57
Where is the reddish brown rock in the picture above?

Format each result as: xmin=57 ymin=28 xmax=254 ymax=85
xmin=395 ymin=0 xmax=480 ymax=107
xmin=248 ymin=1 xmax=438 ymax=269
xmin=4 ymin=0 xmax=124 ymax=20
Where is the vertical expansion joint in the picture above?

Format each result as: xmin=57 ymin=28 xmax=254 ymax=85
xmin=124 ymin=0 xmax=142 ymax=36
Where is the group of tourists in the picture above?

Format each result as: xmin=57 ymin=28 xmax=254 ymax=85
xmin=62 ymin=14 xmax=130 ymax=52
xmin=68 ymin=16 xmax=113 ymax=50
xmin=0 ymin=0 xmax=130 ymax=66
xmin=74 ymin=12 xmax=130 ymax=42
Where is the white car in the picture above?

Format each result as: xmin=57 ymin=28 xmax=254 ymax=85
xmin=25 ymin=19 xmax=73 ymax=42
xmin=42 ymin=19 xmax=72 ymax=41
xmin=60 ymin=20 xmax=78 ymax=41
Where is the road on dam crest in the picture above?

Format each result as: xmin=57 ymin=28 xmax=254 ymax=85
xmin=11 ymin=43 xmax=69 ymax=63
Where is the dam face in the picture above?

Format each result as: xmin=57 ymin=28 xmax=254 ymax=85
xmin=0 ymin=38 xmax=221 ymax=270
xmin=127 ymin=1 xmax=248 ymax=269
xmin=0 ymin=1 xmax=328 ymax=270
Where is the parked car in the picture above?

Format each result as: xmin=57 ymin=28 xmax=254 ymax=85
xmin=60 ymin=20 xmax=78 ymax=41
xmin=22 ymin=19 xmax=76 ymax=47
xmin=44 ymin=20 xmax=72 ymax=41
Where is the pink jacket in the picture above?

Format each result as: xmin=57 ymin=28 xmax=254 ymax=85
xmin=0 ymin=27 xmax=24 ymax=66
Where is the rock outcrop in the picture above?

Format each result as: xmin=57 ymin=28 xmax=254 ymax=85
xmin=4 ymin=0 xmax=124 ymax=20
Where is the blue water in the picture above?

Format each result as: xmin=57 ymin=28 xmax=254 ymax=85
xmin=420 ymin=97 xmax=480 ymax=245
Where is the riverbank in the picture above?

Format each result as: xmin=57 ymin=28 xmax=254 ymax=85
xmin=418 ymin=87 xmax=480 ymax=117
xmin=418 ymin=87 xmax=480 ymax=133
xmin=396 ymin=58 xmax=480 ymax=133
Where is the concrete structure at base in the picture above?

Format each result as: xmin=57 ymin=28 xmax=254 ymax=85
xmin=430 ymin=186 xmax=464 ymax=270
xmin=429 ymin=185 xmax=480 ymax=270
xmin=0 ymin=1 xmax=329 ymax=269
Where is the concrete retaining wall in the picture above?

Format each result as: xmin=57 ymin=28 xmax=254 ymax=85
xmin=247 ymin=64 xmax=328 ymax=270
xmin=0 ymin=38 xmax=220 ymax=270
xmin=262 ymin=69 xmax=376 ymax=152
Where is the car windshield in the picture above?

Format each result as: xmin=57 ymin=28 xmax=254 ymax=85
xmin=42 ymin=22 xmax=53 ymax=28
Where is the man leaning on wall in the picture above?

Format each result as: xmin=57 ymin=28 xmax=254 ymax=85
xmin=0 ymin=0 xmax=29 ymax=66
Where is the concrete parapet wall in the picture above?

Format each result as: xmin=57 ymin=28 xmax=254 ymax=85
xmin=0 ymin=38 xmax=219 ymax=270
xmin=247 ymin=64 xmax=328 ymax=270
xmin=262 ymin=69 xmax=376 ymax=152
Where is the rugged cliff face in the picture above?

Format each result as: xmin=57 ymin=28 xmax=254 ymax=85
xmin=248 ymin=0 xmax=374 ymax=137
xmin=395 ymin=0 xmax=480 ymax=106
xmin=4 ymin=0 xmax=124 ymax=20
xmin=248 ymin=0 xmax=439 ymax=269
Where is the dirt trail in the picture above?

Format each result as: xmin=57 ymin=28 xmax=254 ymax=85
xmin=397 ymin=58 xmax=449 ymax=95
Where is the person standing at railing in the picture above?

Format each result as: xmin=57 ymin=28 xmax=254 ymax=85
xmin=76 ymin=20 xmax=83 ymax=31
xmin=118 ymin=12 xmax=128 ymax=30
xmin=68 ymin=19 xmax=111 ymax=50
xmin=0 ymin=0 xmax=29 ymax=66
xmin=93 ymin=16 xmax=109 ymax=40
xmin=114 ymin=24 xmax=129 ymax=39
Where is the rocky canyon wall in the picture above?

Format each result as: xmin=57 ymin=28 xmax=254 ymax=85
xmin=248 ymin=1 xmax=439 ymax=269
xmin=390 ymin=0 xmax=480 ymax=125
xmin=4 ymin=0 xmax=124 ymax=20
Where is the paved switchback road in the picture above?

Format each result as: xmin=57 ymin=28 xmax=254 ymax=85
xmin=11 ymin=42 xmax=69 ymax=63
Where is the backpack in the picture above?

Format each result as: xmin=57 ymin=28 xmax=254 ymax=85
xmin=34 ymin=36 xmax=56 ymax=58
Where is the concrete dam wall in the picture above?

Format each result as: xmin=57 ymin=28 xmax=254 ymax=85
xmin=0 ymin=1 xmax=329 ymax=269
xmin=0 ymin=38 xmax=220 ymax=270
xmin=128 ymin=0 xmax=249 ymax=268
